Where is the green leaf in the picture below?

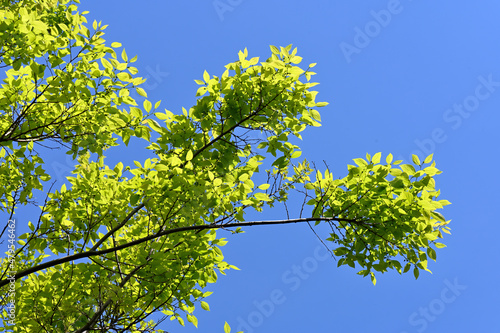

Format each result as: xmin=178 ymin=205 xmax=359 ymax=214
xmin=386 ymin=153 xmax=393 ymax=164
xmin=136 ymin=87 xmax=147 ymax=97
xmin=254 ymin=193 xmax=270 ymax=201
xmin=117 ymin=72 xmax=131 ymax=81
xmin=434 ymin=243 xmax=447 ymax=249
xmin=390 ymin=169 xmax=403 ymax=177
xmin=427 ymin=247 xmax=437 ymax=261
xmin=200 ymin=301 xmax=210 ymax=311
xmin=431 ymin=211 xmax=445 ymax=222
xmin=146 ymin=119 xmax=162 ymax=132
xmin=304 ymin=183 xmax=315 ymax=190
xmin=413 ymin=267 xmax=420 ymax=279
xmin=423 ymin=153 xmax=433 ymax=164
xmin=353 ymin=158 xmax=367 ymax=167
xmin=187 ymin=314 xmax=198 ymax=328
xmin=333 ymin=247 xmax=348 ymax=256
xmin=272 ymin=156 xmax=287 ymax=168
xmin=310 ymin=109 xmax=321 ymax=121
xmin=143 ymin=100 xmax=152 ymax=112
xmin=121 ymin=49 xmax=128 ymax=62
xmin=291 ymin=55 xmax=302 ymax=64
xmin=438 ymin=200 xmax=452 ymax=206
xmin=224 ymin=322 xmax=231 ymax=333
xmin=412 ymin=154 xmax=421 ymax=165
xmin=130 ymin=107 xmax=142 ymax=119
xmin=101 ymin=58 xmax=113 ymax=71
xmin=400 ymin=164 xmax=415 ymax=175
xmin=196 ymin=86 xmax=207 ymax=96
xmin=155 ymin=163 xmax=169 ymax=172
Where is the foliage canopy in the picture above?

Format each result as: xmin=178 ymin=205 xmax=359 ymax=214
xmin=0 ymin=1 xmax=450 ymax=331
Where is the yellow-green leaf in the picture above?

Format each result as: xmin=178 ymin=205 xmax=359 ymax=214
xmin=143 ymin=100 xmax=152 ymax=112
xmin=254 ymin=193 xmax=270 ymax=201
xmin=121 ymin=49 xmax=128 ymax=62
xmin=200 ymin=301 xmax=210 ymax=311
xmin=136 ymin=87 xmax=147 ymax=97
xmin=412 ymin=154 xmax=421 ymax=165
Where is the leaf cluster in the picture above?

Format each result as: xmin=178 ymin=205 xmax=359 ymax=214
xmin=0 ymin=1 xmax=450 ymax=331
xmin=303 ymin=153 xmax=450 ymax=284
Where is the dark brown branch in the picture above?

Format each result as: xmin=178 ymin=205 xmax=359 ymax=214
xmin=0 ymin=216 xmax=367 ymax=288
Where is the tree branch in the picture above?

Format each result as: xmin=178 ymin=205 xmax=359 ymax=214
xmin=0 ymin=216 xmax=366 ymax=287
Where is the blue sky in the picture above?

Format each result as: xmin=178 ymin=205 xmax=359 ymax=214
xmin=20 ymin=0 xmax=500 ymax=332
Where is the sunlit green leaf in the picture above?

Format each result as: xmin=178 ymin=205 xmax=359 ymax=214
xmin=412 ymin=154 xmax=421 ymax=165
